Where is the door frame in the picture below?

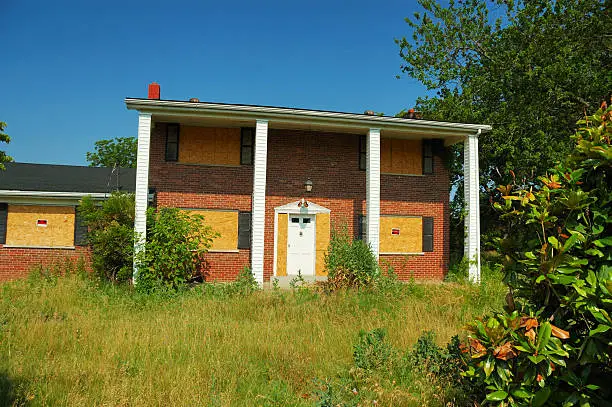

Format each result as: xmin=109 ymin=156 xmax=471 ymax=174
xmin=286 ymin=214 xmax=316 ymax=276
xmin=273 ymin=200 xmax=331 ymax=277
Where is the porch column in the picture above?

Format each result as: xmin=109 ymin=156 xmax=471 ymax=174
xmin=366 ymin=128 xmax=381 ymax=258
xmin=251 ymin=119 xmax=269 ymax=286
xmin=133 ymin=112 xmax=152 ymax=283
xmin=464 ymin=131 xmax=481 ymax=283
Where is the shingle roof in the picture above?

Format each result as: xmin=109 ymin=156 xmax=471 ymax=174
xmin=0 ymin=163 xmax=136 ymax=193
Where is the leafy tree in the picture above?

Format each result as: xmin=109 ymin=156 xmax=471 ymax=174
xmin=0 ymin=121 xmax=13 ymax=170
xmin=86 ymin=137 xmax=137 ymax=168
xmin=396 ymin=0 xmax=611 ymax=258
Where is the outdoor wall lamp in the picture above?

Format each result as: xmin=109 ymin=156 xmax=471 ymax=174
xmin=304 ymin=178 xmax=313 ymax=193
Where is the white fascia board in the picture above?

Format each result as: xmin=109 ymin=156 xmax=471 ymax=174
xmin=125 ymin=98 xmax=492 ymax=137
xmin=0 ymin=190 xmax=109 ymax=199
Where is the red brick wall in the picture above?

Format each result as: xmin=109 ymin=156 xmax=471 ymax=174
xmin=0 ymin=245 xmax=91 ymax=281
xmin=150 ymin=124 xmax=449 ymax=282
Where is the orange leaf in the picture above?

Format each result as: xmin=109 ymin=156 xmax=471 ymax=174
xmin=537 ymin=374 xmax=544 ymax=382
xmin=525 ymin=329 xmax=536 ymax=343
xmin=469 ymin=338 xmax=487 ymax=358
xmin=520 ymin=317 xmax=539 ymax=331
xmin=551 ymin=325 xmax=570 ymax=339
xmin=493 ymin=342 xmax=518 ymax=361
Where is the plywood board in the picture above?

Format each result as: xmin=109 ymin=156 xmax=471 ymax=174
xmin=276 ymin=214 xmax=288 ymax=277
xmin=179 ymin=126 xmax=241 ymax=165
xmin=379 ymin=216 xmax=422 ymax=253
xmin=186 ymin=209 xmax=238 ymax=251
xmin=6 ymin=205 xmax=75 ymax=247
xmin=380 ymin=138 xmax=422 ymax=175
xmin=315 ymin=213 xmax=330 ymax=276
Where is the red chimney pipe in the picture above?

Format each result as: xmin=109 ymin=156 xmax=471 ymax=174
xmin=148 ymin=82 xmax=160 ymax=99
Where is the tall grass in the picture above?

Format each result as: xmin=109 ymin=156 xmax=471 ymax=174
xmin=0 ymin=269 xmax=505 ymax=406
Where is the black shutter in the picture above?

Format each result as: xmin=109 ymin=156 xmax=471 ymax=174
xmin=237 ymin=212 xmax=251 ymax=249
xmin=423 ymin=217 xmax=434 ymax=252
xmin=423 ymin=139 xmax=434 ymax=174
xmin=357 ymin=214 xmax=367 ymax=240
xmin=165 ymin=123 xmax=180 ymax=162
xmin=0 ymin=203 xmax=7 ymax=244
xmin=74 ymin=207 xmax=88 ymax=246
xmin=359 ymin=135 xmax=367 ymax=170
xmin=240 ymin=128 xmax=254 ymax=165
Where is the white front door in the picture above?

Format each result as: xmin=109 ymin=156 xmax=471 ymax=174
xmin=286 ymin=215 xmax=316 ymax=276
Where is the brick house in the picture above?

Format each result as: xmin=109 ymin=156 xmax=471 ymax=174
xmin=0 ymin=163 xmax=135 ymax=280
xmin=127 ymin=83 xmax=490 ymax=285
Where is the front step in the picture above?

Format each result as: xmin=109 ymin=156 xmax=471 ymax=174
xmin=264 ymin=275 xmax=327 ymax=289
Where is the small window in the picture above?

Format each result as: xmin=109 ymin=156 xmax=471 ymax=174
xmin=165 ymin=124 xmax=179 ymax=162
xmin=241 ymin=128 xmax=254 ymax=165
xmin=359 ymin=135 xmax=366 ymax=170
xmin=291 ymin=218 xmax=300 ymax=223
xmin=302 ymin=218 xmax=311 ymax=224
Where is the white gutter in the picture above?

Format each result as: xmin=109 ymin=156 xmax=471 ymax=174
xmin=125 ymin=98 xmax=492 ymax=136
xmin=0 ymin=190 xmax=110 ymax=199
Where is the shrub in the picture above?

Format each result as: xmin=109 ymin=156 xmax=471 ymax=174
xmin=461 ymin=104 xmax=612 ymax=405
xmin=353 ymin=328 xmax=395 ymax=371
xmin=78 ymin=192 xmax=135 ymax=283
xmin=324 ymin=222 xmax=379 ymax=289
xmin=136 ymin=207 xmax=218 ymax=291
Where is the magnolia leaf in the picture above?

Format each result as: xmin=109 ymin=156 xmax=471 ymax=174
xmin=589 ymin=324 xmax=611 ymax=337
xmin=486 ymin=390 xmax=508 ymax=402
xmin=483 ymin=356 xmax=495 ymax=378
xmin=493 ymin=342 xmax=518 ymax=360
xmin=537 ymin=322 xmax=552 ymax=352
xmin=511 ymin=388 xmax=533 ymax=399
xmin=532 ymin=387 xmax=551 ymax=407
xmin=550 ymin=324 xmax=570 ymax=339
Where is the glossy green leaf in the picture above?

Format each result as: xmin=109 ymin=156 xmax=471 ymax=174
xmin=532 ymin=387 xmax=551 ymax=407
xmin=486 ymin=390 xmax=509 ymax=402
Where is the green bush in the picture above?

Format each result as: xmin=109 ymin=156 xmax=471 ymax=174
xmin=136 ymin=207 xmax=218 ymax=291
xmin=353 ymin=328 xmax=395 ymax=371
xmin=78 ymin=192 xmax=135 ymax=283
xmin=461 ymin=104 xmax=612 ymax=406
xmin=324 ymin=222 xmax=380 ymax=289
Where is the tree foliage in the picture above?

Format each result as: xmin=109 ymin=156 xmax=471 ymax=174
xmin=396 ymin=0 xmax=611 ymax=255
xmin=0 ymin=121 xmax=13 ymax=170
xmin=86 ymin=137 xmax=137 ymax=168
xmin=461 ymin=105 xmax=611 ymax=406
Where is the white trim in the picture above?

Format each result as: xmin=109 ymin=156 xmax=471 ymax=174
xmin=274 ymin=200 xmax=331 ymax=214
xmin=125 ymin=98 xmax=492 ymax=135
xmin=251 ymin=119 xmax=268 ymax=286
xmin=2 ymin=245 xmax=76 ymax=250
xmin=133 ymin=112 xmax=152 ymax=283
xmin=366 ymin=128 xmax=381 ymax=259
xmin=272 ymin=211 xmax=279 ymax=278
xmin=0 ymin=190 xmax=110 ymax=199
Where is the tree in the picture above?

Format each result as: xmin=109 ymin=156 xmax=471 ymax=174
xmin=396 ymin=0 xmax=611 ymax=258
xmin=0 ymin=121 xmax=13 ymax=170
xmin=86 ymin=137 xmax=137 ymax=168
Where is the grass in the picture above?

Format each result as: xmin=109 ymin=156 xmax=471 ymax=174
xmin=0 ymin=269 xmax=506 ymax=406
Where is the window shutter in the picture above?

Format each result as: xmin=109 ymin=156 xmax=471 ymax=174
xmin=240 ymin=128 xmax=254 ymax=165
xmin=357 ymin=214 xmax=367 ymax=240
xmin=359 ymin=135 xmax=366 ymax=170
xmin=237 ymin=212 xmax=251 ymax=249
xmin=165 ymin=123 xmax=180 ymax=162
xmin=0 ymin=203 xmax=7 ymax=244
xmin=74 ymin=207 xmax=88 ymax=246
xmin=423 ymin=216 xmax=434 ymax=252
xmin=423 ymin=139 xmax=434 ymax=174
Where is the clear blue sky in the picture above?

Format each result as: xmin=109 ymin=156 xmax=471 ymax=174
xmin=1 ymin=0 xmax=428 ymax=166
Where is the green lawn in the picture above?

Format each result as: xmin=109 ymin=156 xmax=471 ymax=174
xmin=0 ymin=272 xmax=505 ymax=406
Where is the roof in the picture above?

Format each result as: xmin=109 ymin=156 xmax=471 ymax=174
xmin=125 ymin=98 xmax=491 ymax=144
xmin=0 ymin=162 xmax=136 ymax=195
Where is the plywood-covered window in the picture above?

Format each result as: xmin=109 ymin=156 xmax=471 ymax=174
xmin=379 ymin=215 xmax=423 ymax=254
xmin=178 ymin=126 xmax=241 ymax=166
xmin=5 ymin=205 xmax=75 ymax=247
xmin=185 ymin=209 xmax=239 ymax=252
xmin=381 ymin=138 xmax=422 ymax=175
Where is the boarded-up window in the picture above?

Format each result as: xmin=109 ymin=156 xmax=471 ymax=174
xmin=6 ymin=205 xmax=75 ymax=247
xmin=379 ymin=215 xmax=423 ymax=253
xmin=179 ymin=126 xmax=241 ymax=165
xmin=380 ymin=138 xmax=422 ymax=175
xmin=184 ymin=209 xmax=239 ymax=251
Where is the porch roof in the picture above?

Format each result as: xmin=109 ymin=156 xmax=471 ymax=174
xmin=125 ymin=98 xmax=491 ymax=145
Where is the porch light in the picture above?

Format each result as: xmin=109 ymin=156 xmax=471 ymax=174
xmin=304 ymin=178 xmax=313 ymax=193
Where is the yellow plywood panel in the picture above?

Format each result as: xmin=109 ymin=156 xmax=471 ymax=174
xmin=379 ymin=216 xmax=422 ymax=253
xmin=185 ymin=209 xmax=238 ymax=251
xmin=179 ymin=126 xmax=241 ymax=166
xmin=6 ymin=205 xmax=75 ymax=247
xmin=380 ymin=138 xmax=422 ymax=175
xmin=276 ymin=214 xmax=288 ymax=277
xmin=315 ymin=213 xmax=330 ymax=276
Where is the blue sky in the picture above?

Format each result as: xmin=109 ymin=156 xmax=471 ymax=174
xmin=1 ymin=0 xmax=428 ymax=166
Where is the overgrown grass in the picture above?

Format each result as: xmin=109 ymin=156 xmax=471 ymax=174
xmin=0 ymin=268 xmax=505 ymax=406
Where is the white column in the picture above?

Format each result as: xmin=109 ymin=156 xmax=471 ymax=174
xmin=251 ymin=119 xmax=268 ymax=286
xmin=464 ymin=131 xmax=481 ymax=283
xmin=366 ymin=128 xmax=381 ymax=258
xmin=133 ymin=112 xmax=152 ymax=283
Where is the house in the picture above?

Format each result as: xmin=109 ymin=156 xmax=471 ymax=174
xmin=126 ymin=83 xmax=490 ymax=285
xmin=0 ymin=162 xmax=135 ymax=280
